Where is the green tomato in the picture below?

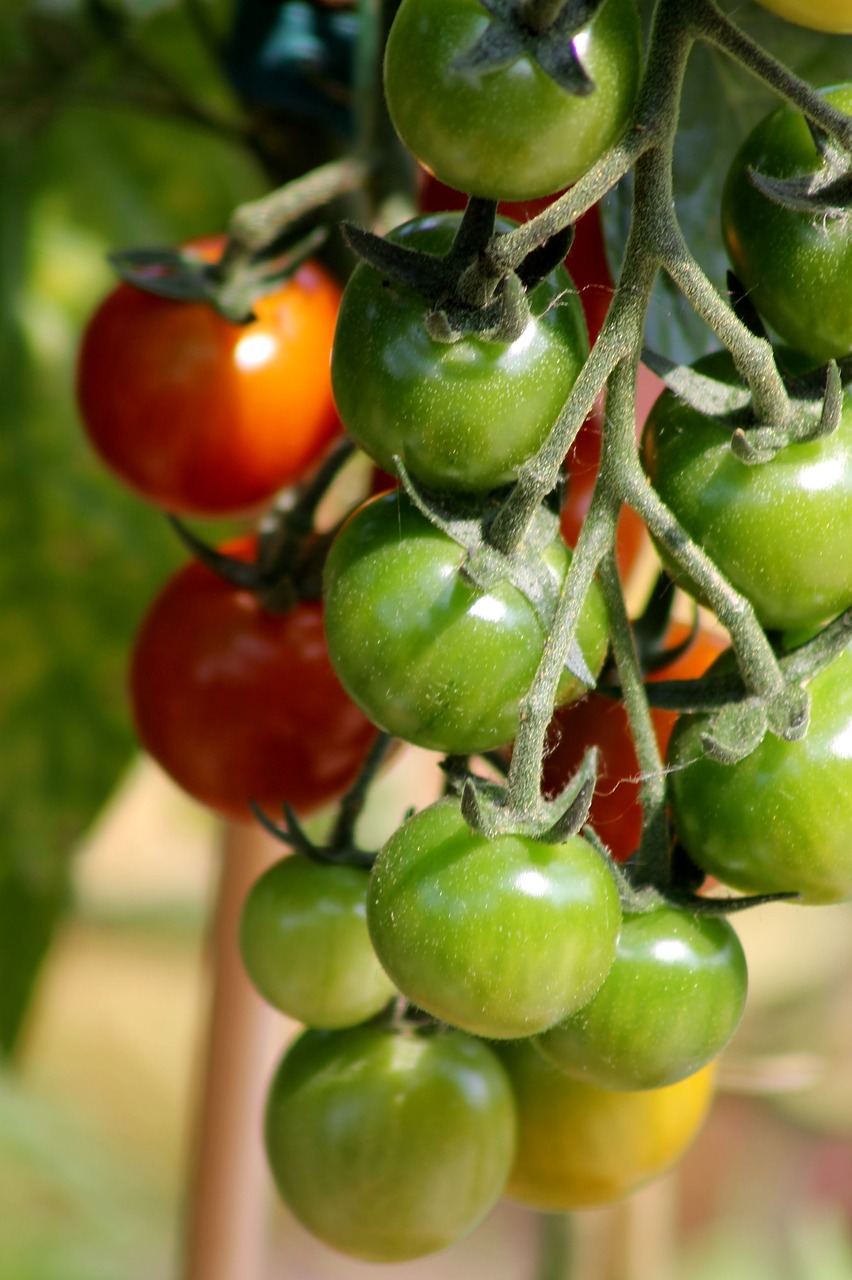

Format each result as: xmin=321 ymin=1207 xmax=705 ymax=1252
xmin=722 ymin=85 xmax=852 ymax=362
xmin=331 ymin=214 xmax=588 ymax=494
xmin=642 ymin=351 xmax=852 ymax=630
xmin=668 ymin=643 xmax=852 ymax=905
xmin=536 ymin=907 xmax=747 ymax=1090
xmin=495 ymin=1039 xmax=716 ymax=1210
xmin=367 ymin=798 xmax=622 ymax=1039
xmin=383 ymin=0 xmax=642 ymax=201
xmin=322 ymin=491 xmax=609 ymax=755
xmin=264 ymin=1024 xmax=517 ymax=1262
xmin=239 ymin=855 xmax=396 ymax=1028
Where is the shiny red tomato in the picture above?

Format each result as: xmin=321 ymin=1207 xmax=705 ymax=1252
xmin=77 ymin=242 xmax=342 ymax=516
xmin=129 ymin=539 xmax=380 ymax=822
xmin=541 ymin=623 xmax=727 ymax=860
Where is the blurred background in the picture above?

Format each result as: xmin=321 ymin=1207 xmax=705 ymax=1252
xmin=2 ymin=0 xmax=852 ymax=1275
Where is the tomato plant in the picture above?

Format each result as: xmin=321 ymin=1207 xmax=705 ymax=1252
xmin=496 ymin=1039 xmax=716 ymax=1210
xmin=537 ymin=905 xmax=747 ymax=1089
xmin=668 ymin=641 xmax=852 ymax=905
xmin=722 ymin=84 xmax=852 ymax=363
xmin=129 ymin=539 xmax=380 ymax=822
xmin=264 ymin=1024 xmax=517 ymax=1262
xmin=76 ymin=245 xmax=342 ymax=517
xmin=539 ymin=623 xmax=726 ymax=861
xmin=367 ymin=797 xmax=621 ymax=1039
xmin=383 ymin=0 xmax=642 ymax=201
xmin=331 ymin=213 xmax=588 ymax=494
xmin=322 ymin=490 xmax=609 ymax=755
xmin=239 ymin=855 xmax=396 ymax=1027
xmin=751 ymin=0 xmax=852 ymax=35
xmin=642 ymin=351 xmax=852 ymax=630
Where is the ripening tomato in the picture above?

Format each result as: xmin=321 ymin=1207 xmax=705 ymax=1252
xmin=129 ymin=539 xmax=380 ymax=822
xmin=367 ymin=797 xmax=622 ymax=1039
xmin=322 ymin=491 xmax=610 ymax=755
xmin=721 ymin=85 xmax=852 ymax=361
xmin=384 ymin=0 xmax=642 ymax=201
xmin=331 ymin=213 xmax=589 ymax=494
xmin=497 ymin=1039 xmax=716 ymax=1210
xmin=642 ymin=350 xmax=852 ymax=630
xmin=239 ymin=855 xmax=396 ymax=1027
xmin=668 ymin=641 xmax=852 ymax=905
xmin=536 ymin=906 xmax=747 ymax=1090
xmin=77 ymin=243 xmax=342 ymax=516
xmin=264 ymin=1024 xmax=517 ymax=1262
xmin=540 ymin=623 xmax=727 ymax=861
xmin=751 ymin=1 xmax=852 ymax=35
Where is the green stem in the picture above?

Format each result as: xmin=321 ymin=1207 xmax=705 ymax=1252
xmin=693 ymin=0 xmax=852 ymax=152
xmin=535 ymin=1213 xmax=574 ymax=1280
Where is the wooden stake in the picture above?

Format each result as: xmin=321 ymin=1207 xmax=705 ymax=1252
xmin=181 ymin=822 xmax=285 ymax=1280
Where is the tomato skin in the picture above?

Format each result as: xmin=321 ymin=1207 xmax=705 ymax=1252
xmin=384 ymin=0 xmax=642 ymax=201
xmin=642 ymin=351 xmax=852 ymax=630
xmin=751 ymin=1 xmax=852 ymax=37
xmin=129 ymin=540 xmax=380 ymax=822
xmin=239 ymin=856 xmax=396 ymax=1028
xmin=331 ymin=214 xmax=588 ymax=494
xmin=322 ymin=491 xmax=610 ymax=755
xmin=721 ymin=85 xmax=852 ymax=362
xmin=496 ymin=1039 xmax=716 ymax=1210
xmin=540 ymin=624 xmax=726 ymax=861
xmin=77 ymin=250 xmax=342 ymax=516
xmin=367 ymin=798 xmax=621 ymax=1040
xmin=668 ymin=643 xmax=852 ymax=906
xmin=536 ymin=906 xmax=747 ymax=1090
xmin=264 ymin=1024 xmax=517 ymax=1262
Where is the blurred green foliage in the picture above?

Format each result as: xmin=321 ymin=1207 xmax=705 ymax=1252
xmin=0 ymin=0 xmax=266 ymax=1054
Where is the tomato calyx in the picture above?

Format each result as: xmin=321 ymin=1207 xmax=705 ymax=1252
xmin=169 ymin=436 xmax=356 ymax=612
xmin=746 ymin=116 xmax=852 ymax=221
xmin=341 ymin=202 xmax=574 ymax=344
xmin=451 ymin=0 xmax=607 ymax=96
xmin=452 ymin=744 xmax=600 ymax=844
xmin=644 ymin=346 xmax=848 ymax=461
xmin=110 ymin=225 xmax=329 ymax=324
xmin=251 ymin=730 xmax=396 ymax=870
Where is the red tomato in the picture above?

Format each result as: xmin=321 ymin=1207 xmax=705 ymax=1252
xmin=129 ymin=539 xmax=381 ymax=822
xmin=541 ymin=623 xmax=727 ymax=860
xmin=77 ymin=242 xmax=342 ymax=517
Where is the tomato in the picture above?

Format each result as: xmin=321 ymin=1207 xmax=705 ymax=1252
xmin=721 ymin=85 xmax=852 ymax=362
xmin=383 ymin=0 xmax=642 ymax=201
xmin=642 ymin=351 xmax=852 ymax=630
xmin=496 ymin=1039 xmax=716 ymax=1210
xmin=129 ymin=539 xmax=380 ymax=822
xmin=322 ymin=491 xmax=610 ymax=755
xmin=536 ymin=906 xmax=747 ymax=1090
xmin=264 ymin=1024 xmax=516 ymax=1262
xmin=331 ymin=213 xmax=588 ymax=494
xmin=750 ymin=0 xmax=852 ymax=34
xmin=367 ymin=798 xmax=621 ymax=1039
xmin=667 ymin=641 xmax=852 ymax=906
xmin=77 ymin=243 xmax=342 ymax=516
xmin=539 ymin=623 xmax=726 ymax=861
xmin=239 ymin=855 xmax=396 ymax=1027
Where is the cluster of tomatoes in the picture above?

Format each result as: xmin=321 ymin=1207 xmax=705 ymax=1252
xmin=75 ymin=0 xmax=852 ymax=1266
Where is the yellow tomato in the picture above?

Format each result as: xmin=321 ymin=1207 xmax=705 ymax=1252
xmin=496 ymin=1041 xmax=716 ymax=1210
xmin=751 ymin=0 xmax=852 ymax=33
